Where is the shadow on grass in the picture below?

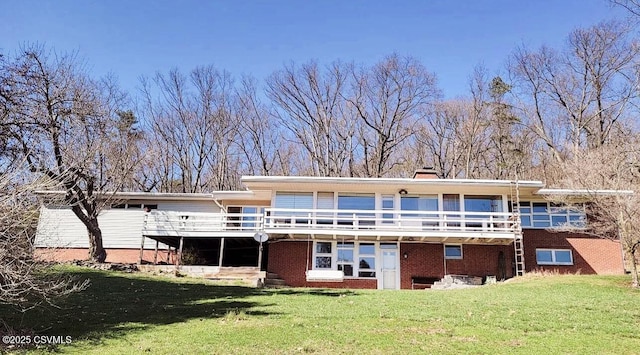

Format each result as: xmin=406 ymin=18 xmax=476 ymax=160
xmin=269 ymin=288 xmax=358 ymax=297
xmin=0 ymin=268 xmax=278 ymax=345
xmin=0 ymin=267 xmax=363 ymax=348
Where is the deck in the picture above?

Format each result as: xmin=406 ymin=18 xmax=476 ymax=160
xmin=142 ymin=208 xmax=518 ymax=243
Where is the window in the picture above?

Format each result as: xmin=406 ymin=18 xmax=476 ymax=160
xmin=338 ymin=194 xmax=375 ymax=226
xmin=313 ymin=241 xmax=378 ymax=278
xmin=443 ymin=194 xmax=461 ymax=227
xmin=536 ymin=249 xmax=573 ymax=265
xmin=381 ymin=195 xmax=394 ymax=224
xmin=401 ymin=195 xmax=438 ymax=214
xmin=519 ymin=202 xmax=586 ymax=229
xmin=242 ymin=206 xmax=259 ymax=229
xmin=337 ymin=242 xmax=354 ymax=276
xmin=464 ymin=195 xmax=503 ymax=213
xmin=358 ymin=243 xmax=376 ymax=277
xmin=315 ymin=242 xmax=332 ymax=269
xmin=274 ymin=192 xmax=313 ymax=216
xmin=444 ymin=245 xmax=463 ymax=259
xmin=316 ymin=192 xmax=335 ymax=224
xmin=111 ymin=203 xmax=155 ymax=210
xmin=401 ymin=195 xmax=439 ymax=227
xmin=226 ymin=206 xmax=261 ymax=230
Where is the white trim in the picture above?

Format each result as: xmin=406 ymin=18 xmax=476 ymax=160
xmin=536 ymin=189 xmax=633 ymax=196
xmin=35 ymin=190 xmax=257 ymax=201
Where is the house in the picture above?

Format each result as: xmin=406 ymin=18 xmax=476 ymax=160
xmin=35 ymin=169 xmax=626 ymax=289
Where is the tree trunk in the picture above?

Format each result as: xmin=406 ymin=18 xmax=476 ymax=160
xmin=87 ymin=220 xmax=107 ymax=263
xmin=631 ymin=249 xmax=639 ymax=288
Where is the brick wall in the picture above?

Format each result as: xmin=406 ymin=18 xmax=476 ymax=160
xmin=399 ymin=243 xmax=513 ymax=289
xmin=266 ymin=240 xmax=377 ymax=289
xmin=522 ymin=229 xmax=624 ymax=275
xmin=35 ymin=248 xmax=175 ymax=264
xmin=269 ymin=241 xmax=513 ymax=289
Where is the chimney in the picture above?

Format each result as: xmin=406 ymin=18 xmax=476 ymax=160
xmin=413 ymin=167 xmax=440 ymax=179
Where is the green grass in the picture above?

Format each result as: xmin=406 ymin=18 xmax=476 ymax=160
xmin=2 ymin=267 xmax=639 ymax=354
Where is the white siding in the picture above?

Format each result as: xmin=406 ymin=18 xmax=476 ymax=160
xmin=158 ymin=201 xmax=219 ymax=213
xmin=35 ymin=200 xmax=220 ymax=249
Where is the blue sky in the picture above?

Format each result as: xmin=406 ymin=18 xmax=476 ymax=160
xmin=0 ymin=0 xmax=628 ymax=99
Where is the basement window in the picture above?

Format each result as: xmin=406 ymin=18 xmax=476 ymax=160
xmin=536 ymin=249 xmax=573 ymax=265
xmin=444 ymin=245 xmax=463 ymax=259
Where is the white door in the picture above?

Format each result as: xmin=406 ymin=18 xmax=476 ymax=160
xmin=381 ymin=249 xmax=398 ymax=289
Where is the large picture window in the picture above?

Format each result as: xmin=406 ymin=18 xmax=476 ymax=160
xmin=313 ymin=241 xmax=379 ymax=278
xmin=338 ymin=194 xmax=375 ymax=226
xmin=536 ymin=249 xmax=573 ymax=265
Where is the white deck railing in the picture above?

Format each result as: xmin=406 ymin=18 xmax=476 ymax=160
xmin=142 ymin=211 xmax=264 ymax=237
xmin=265 ymin=208 xmax=516 ymax=233
xmin=142 ymin=208 xmax=518 ymax=238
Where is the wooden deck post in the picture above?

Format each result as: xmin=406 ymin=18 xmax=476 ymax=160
xmin=257 ymin=241 xmax=264 ymax=270
xmin=138 ymin=234 xmax=145 ymax=265
xmin=177 ymin=236 xmax=184 ymax=268
xmin=153 ymin=240 xmax=159 ymax=265
xmin=218 ymin=238 xmax=225 ymax=267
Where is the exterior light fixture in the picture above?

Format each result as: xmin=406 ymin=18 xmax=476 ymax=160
xmin=403 ymin=252 xmax=408 ymax=259
xmin=399 ymin=189 xmax=408 ymax=195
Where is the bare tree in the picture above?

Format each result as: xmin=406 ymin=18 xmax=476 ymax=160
xmin=509 ymin=21 xmax=640 ymax=169
xmin=0 ymin=163 xmax=88 ymax=310
xmin=0 ymin=46 xmax=138 ymax=262
xmin=266 ymin=61 xmax=356 ymax=177
xmin=611 ymin=0 xmax=640 ymax=16
xmin=417 ymin=98 xmax=492 ymax=179
xmin=551 ymin=143 xmax=640 ymax=288
xmin=235 ymin=76 xmax=293 ymax=176
xmin=140 ymin=65 xmax=240 ymax=192
xmin=349 ymin=54 xmax=440 ymax=177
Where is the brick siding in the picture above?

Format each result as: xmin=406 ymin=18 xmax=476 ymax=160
xmin=35 ymin=248 xmax=175 ymax=264
xmin=522 ymin=229 xmax=624 ymax=275
xmin=266 ymin=240 xmax=377 ymax=288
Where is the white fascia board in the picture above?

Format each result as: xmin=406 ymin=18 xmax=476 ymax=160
xmin=241 ymin=175 xmax=545 ymax=189
xmin=536 ymin=188 xmax=634 ymax=196
xmin=35 ymin=190 xmax=262 ymax=202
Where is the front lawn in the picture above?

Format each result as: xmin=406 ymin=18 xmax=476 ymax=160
xmin=2 ymin=268 xmax=639 ymax=354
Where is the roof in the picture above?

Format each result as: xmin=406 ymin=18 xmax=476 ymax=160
xmin=536 ymin=188 xmax=634 ymax=196
xmin=241 ymin=175 xmax=546 ymax=196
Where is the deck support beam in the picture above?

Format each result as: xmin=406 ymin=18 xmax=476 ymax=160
xmin=138 ymin=234 xmax=145 ymax=265
xmin=257 ymin=241 xmax=264 ymax=270
xmin=177 ymin=236 xmax=184 ymax=268
xmin=218 ymin=237 xmax=225 ymax=267
xmin=153 ymin=240 xmax=159 ymax=265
